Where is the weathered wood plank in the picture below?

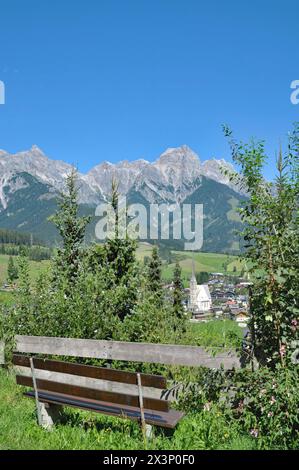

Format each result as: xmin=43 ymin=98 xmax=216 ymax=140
xmin=12 ymin=355 xmax=166 ymax=388
xmin=15 ymin=335 xmax=240 ymax=369
xmin=14 ymin=365 xmax=165 ymax=400
xmin=16 ymin=375 xmax=169 ymax=412
xmin=0 ymin=340 xmax=4 ymax=365
xmin=24 ymin=391 xmax=184 ymax=428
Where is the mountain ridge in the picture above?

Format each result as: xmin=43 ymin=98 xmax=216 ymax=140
xmin=0 ymin=144 xmax=238 ymax=205
xmin=0 ymin=145 xmax=244 ymax=252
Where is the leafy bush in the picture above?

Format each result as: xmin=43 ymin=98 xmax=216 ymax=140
xmin=227 ymin=365 xmax=299 ymax=449
xmin=224 ymin=124 xmax=299 ymax=367
xmin=171 ymin=364 xmax=299 ymax=449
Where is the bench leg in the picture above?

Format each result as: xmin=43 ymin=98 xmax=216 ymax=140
xmin=39 ymin=403 xmax=62 ymax=430
xmin=145 ymin=424 xmax=153 ymax=441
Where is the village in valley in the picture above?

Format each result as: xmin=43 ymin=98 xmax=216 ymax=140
xmin=165 ymin=260 xmax=251 ymax=328
xmin=1 ymin=245 xmax=251 ymax=329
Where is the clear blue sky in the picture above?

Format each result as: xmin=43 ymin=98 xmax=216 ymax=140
xmin=0 ymin=0 xmax=298 ymax=179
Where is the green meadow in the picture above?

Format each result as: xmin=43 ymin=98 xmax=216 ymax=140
xmin=0 ymin=254 xmax=50 ymax=305
xmin=0 ymin=245 xmax=244 ymax=305
xmin=136 ymin=243 xmax=245 ymax=285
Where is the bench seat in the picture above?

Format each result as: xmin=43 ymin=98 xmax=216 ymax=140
xmin=24 ymin=389 xmax=184 ymax=428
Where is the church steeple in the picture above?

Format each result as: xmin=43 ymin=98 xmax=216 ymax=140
xmin=189 ymin=256 xmax=198 ymax=312
xmin=191 ymin=257 xmax=197 ymax=280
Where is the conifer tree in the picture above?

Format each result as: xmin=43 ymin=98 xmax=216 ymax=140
xmin=50 ymin=169 xmax=91 ymax=286
xmin=172 ymin=261 xmax=184 ymax=319
xmin=103 ymin=179 xmax=137 ymax=277
xmin=197 ymin=271 xmax=209 ymax=285
xmin=7 ymin=255 xmax=18 ymax=283
xmin=98 ymin=178 xmax=139 ymax=320
xmin=15 ymin=248 xmax=34 ymax=334
xmin=147 ymin=246 xmax=163 ymax=301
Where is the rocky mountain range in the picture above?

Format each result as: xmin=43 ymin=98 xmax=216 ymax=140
xmin=0 ymin=144 xmax=245 ymax=252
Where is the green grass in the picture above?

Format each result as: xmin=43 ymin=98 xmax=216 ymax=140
xmin=0 ymin=320 xmax=253 ymax=449
xmin=0 ymin=247 xmax=244 ymax=299
xmin=185 ymin=320 xmax=243 ymax=349
xmin=136 ymin=242 xmax=155 ymax=262
xmin=0 ymin=254 xmax=50 ymax=305
xmin=0 ymin=254 xmax=50 ymax=285
xmin=0 ymin=367 xmax=256 ymax=450
xmin=136 ymin=242 xmax=245 ymax=285
xmin=162 ymin=251 xmax=244 ymax=284
xmin=0 ymin=290 xmax=15 ymax=306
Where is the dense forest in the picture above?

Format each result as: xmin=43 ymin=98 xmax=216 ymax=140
xmin=0 ymin=228 xmax=45 ymax=247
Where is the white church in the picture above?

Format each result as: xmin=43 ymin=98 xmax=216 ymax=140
xmin=188 ymin=262 xmax=212 ymax=313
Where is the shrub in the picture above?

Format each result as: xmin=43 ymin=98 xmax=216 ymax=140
xmin=228 ymin=365 xmax=299 ymax=449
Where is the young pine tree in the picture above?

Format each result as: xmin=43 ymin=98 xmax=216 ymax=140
xmin=50 ymin=168 xmax=91 ymax=287
xmin=15 ymin=248 xmax=34 ymax=334
xmin=7 ymin=255 xmax=18 ymax=284
xmin=99 ymin=179 xmax=139 ymax=320
xmin=147 ymin=246 xmax=163 ymax=302
xmin=197 ymin=271 xmax=209 ymax=285
xmin=172 ymin=261 xmax=185 ymax=320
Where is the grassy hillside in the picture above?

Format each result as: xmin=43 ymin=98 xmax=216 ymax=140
xmin=137 ymin=243 xmax=245 ymax=285
xmin=136 ymin=242 xmax=155 ymax=261
xmin=0 ymin=245 xmax=241 ymax=283
xmin=0 ymin=254 xmax=50 ymax=305
xmin=0 ymin=245 xmax=245 ymax=304
xmin=0 ymin=254 xmax=50 ymax=284
xmin=185 ymin=320 xmax=243 ymax=348
xmin=164 ymin=251 xmax=243 ymax=281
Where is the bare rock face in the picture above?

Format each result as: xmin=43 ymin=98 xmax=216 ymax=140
xmin=0 ymin=144 xmax=240 ymax=209
xmin=85 ymin=145 xmax=240 ymax=203
xmin=0 ymin=145 xmax=99 ymax=208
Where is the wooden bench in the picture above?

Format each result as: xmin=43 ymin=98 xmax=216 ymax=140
xmin=13 ymin=354 xmax=184 ymax=434
xmin=10 ymin=334 xmax=240 ymax=436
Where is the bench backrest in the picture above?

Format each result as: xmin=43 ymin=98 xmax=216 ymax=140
xmin=13 ymin=335 xmax=240 ymax=368
xmin=13 ymin=354 xmax=169 ymax=412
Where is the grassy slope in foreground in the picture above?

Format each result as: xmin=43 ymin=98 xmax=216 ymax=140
xmin=0 ymin=321 xmax=253 ymax=450
xmin=0 ymin=367 xmax=254 ymax=450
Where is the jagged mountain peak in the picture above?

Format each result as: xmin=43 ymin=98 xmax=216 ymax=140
xmin=152 ymin=145 xmax=202 ymax=195
xmin=29 ymin=144 xmax=45 ymax=155
xmin=0 ymin=144 xmax=241 ymax=207
xmin=202 ymin=157 xmax=234 ymax=169
xmin=115 ymin=159 xmax=150 ymax=170
xmin=157 ymin=145 xmax=200 ymax=164
xmin=2 ymin=145 xmax=47 ymax=159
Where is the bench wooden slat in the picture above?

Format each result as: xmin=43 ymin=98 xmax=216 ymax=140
xmin=14 ymin=365 xmax=165 ymax=400
xmin=13 ymin=355 xmax=166 ymax=389
xmin=23 ymin=390 xmax=184 ymax=428
xmin=15 ymin=335 xmax=240 ymax=369
xmin=16 ymin=375 xmax=169 ymax=412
